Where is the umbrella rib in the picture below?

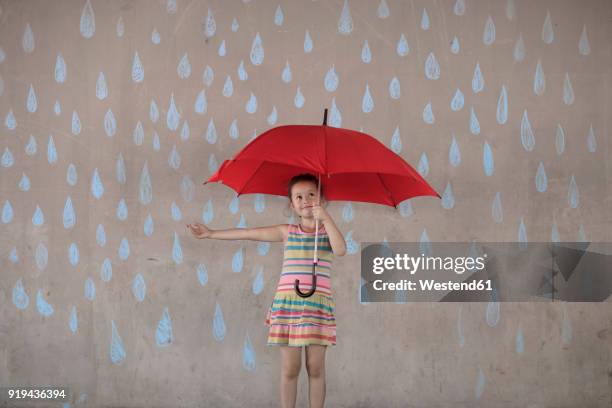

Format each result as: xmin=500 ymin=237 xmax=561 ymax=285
xmin=376 ymin=173 xmax=396 ymax=207
xmin=236 ymin=160 xmax=266 ymax=196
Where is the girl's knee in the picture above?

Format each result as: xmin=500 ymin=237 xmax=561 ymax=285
xmin=282 ymin=361 xmax=301 ymax=379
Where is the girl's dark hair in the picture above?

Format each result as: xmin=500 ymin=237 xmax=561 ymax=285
xmin=287 ymin=173 xmax=323 ymax=198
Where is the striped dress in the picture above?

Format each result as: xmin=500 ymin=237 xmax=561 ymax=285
xmin=265 ymin=223 xmax=336 ymax=347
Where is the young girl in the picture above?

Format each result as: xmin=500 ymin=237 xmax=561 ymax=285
xmin=187 ymin=173 xmax=346 ymax=408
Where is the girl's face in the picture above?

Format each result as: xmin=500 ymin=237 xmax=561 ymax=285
xmin=290 ymin=181 xmax=323 ymax=217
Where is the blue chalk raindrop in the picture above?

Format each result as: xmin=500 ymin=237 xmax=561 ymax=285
xmin=396 ymin=34 xmax=409 ymax=56
xmin=104 ymin=109 xmax=116 ymax=137
xmin=168 ymin=145 xmax=181 ymax=170
xmin=80 ymin=0 xmax=95 ymax=38
xmin=171 ymin=201 xmax=182 ymax=221
xmin=110 ymin=320 xmax=126 ymax=364
xmin=63 ymin=196 xmax=76 ymax=228
xmin=213 ymin=302 xmax=226 ymax=341
xmin=450 ymin=37 xmax=460 ymax=54
xmin=534 ymin=60 xmax=545 ymax=96
xmin=389 ymin=77 xmax=400 ymax=99
xmin=116 ymin=198 xmax=128 ymax=221
xmin=206 ymin=119 xmax=217 ymax=144
xmin=69 ymin=242 xmax=79 ymax=266
xmin=150 ymin=99 xmax=159 ymax=123
xmin=257 ymin=242 xmax=270 ymax=256
xmin=22 ymin=23 xmax=35 ymax=53
xmin=441 ymin=182 xmax=455 ymax=209
xmin=418 ymin=152 xmax=429 ymax=177
xmin=377 ymin=0 xmax=390 ymax=18
xmin=556 ymin=124 xmax=565 ymax=155
xmin=274 ymin=5 xmax=284 ymax=26
xmin=133 ymin=273 xmax=146 ymax=302
xmin=475 ymin=368 xmax=486 ymax=399
xmin=32 ymin=205 xmax=44 ymax=226
xmin=254 ymin=194 xmax=265 ymax=213
xmin=55 ymin=53 xmax=67 ymax=83
xmin=96 ymin=72 xmax=108 ymax=100
xmin=483 ymin=15 xmax=495 ymax=45
xmin=1 ymin=147 xmax=14 ymax=167
xmin=36 ymin=289 xmax=54 ymax=316
xmin=13 ymin=279 xmax=29 ymax=310
xmin=232 ymin=17 xmax=239 ymax=32
xmin=342 ymin=202 xmax=354 ymax=222
xmin=243 ymin=331 xmax=256 ymax=371
xmin=195 ymin=89 xmax=207 ymax=114
xmin=361 ymin=40 xmax=372 ymax=63
xmin=304 ymin=30 xmax=313 ymax=53
xmin=203 ymin=199 xmax=214 ymax=225
xmin=197 ymin=263 xmax=208 ymax=286
xmin=223 ymin=75 xmax=233 ymax=97
xmin=567 ymin=175 xmax=579 ymax=208
xmin=520 ymin=110 xmax=535 ymax=152
xmin=449 ymin=135 xmax=461 ymax=167
xmin=180 ymin=120 xmax=190 ymax=141
xmin=542 ymin=11 xmax=554 ymax=44
xmin=96 ymin=224 xmax=106 ymax=246
xmin=338 ymin=0 xmax=353 ymax=35
xmin=563 ymin=73 xmax=574 ymax=105
xmin=101 ymin=258 xmax=112 ymax=282
xmin=425 ymin=53 xmax=440 ymax=80
xmin=36 ymin=243 xmax=48 ymax=270
xmin=232 ymin=246 xmax=244 ymax=272
xmin=91 ymin=168 xmax=104 ymax=200
xmin=119 ymin=237 xmax=130 ymax=261
xmin=496 ymin=85 xmax=508 ymax=124
xmin=535 ymin=162 xmax=547 ymax=192
xmin=139 ymin=161 xmax=152 ymax=205
xmin=454 ymin=0 xmax=465 ymax=16
xmin=267 ymin=106 xmax=278 ymax=125
xmin=514 ymin=33 xmax=526 ymax=62
xmin=472 ymin=63 xmax=484 ymax=93
xmin=26 ymin=84 xmax=37 ymax=112
xmin=47 ymin=135 xmax=58 ymax=164
xmin=116 ymin=16 xmax=124 ymax=37
xmin=362 ymin=84 xmax=374 ymax=113
xmin=399 ymin=200 xmax=413 ymax=218
xmin=250 ymin=33 xmax=264 ymax=65
xmin=282 ymin=61 xmax=292 ymax=83
xmin=345 ymin=230 xmax=359 ymax=255
xmin=132 ymin=51 xmax=144 ymax=82
xmin=329 ymin=98 xmax=342 ymax=127
xmin=483 ymin=141 xmax=494 ymax=176
xmin=205 ymin=8 xmax=216 ymax=38
xmin=72 ymin=111 xmax=81 ymax=135
xmin=295 ymin=87 xmax=305 ymax=108
xmin=203 ymin=65 xmax=214 ymax=86
xmin=450 ymin=88 xmax=464 ymax=111
xmin=246 ymin=92 xmax=257 ymax=114
xmin=19 ymin=173 xmax=30 ymax=191
xmin=156 ymin=307 xmax=173 ymax=346
xmin=2 ymin=200 xmax=14 ymax=223
xmin=421 ymin=8 xmax=430 ymax=30
xmin=470 ymin=106 xmax=480 ymax=135
xmin=579 ymin=25 xmax=590 ymax=56
xmin=587 ymin=124 xmax=597 ymax=153
xmin=324 ymin=65 xmax=339 ymax=92
xmin=390 ymin=126 xmax=402 ymax=154
xmin=84 ymin=277 xmax=95 ymax=300
xmin=253 ymin=265 xmax=264 ymax=295
xmin=144 ymin=213 xmax=154 ymax=236
xmin=172 ymin=232 xmax=183 ymax=264
xmin=177 ymin=53 xmax=191 ymax=79
xmin=167 ymin=93 xmax=180 ymax=130
xmin=69 ymin=306 xmax=78 ymax=333
xmin=151 ymin=28 xmax=161 ymax=44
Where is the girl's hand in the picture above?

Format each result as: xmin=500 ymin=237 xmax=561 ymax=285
xmin=310 ymin=205 xmax=330 ymax=222
xmin=187 ymin=222 xmax=212 ymax=239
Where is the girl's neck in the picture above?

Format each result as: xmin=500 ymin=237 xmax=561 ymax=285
xmin=299 ymin=218 xmax=317 ymax=232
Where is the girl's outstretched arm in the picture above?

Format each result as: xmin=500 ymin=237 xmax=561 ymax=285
xmin=187 ymin=223 xmax=288 ymax=242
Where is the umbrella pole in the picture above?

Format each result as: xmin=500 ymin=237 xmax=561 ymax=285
xmin=295 ymin=172 xmax=321 ymax=298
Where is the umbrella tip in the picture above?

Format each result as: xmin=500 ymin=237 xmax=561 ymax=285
xmin=323 ymin=108 xmax=328 ymax=126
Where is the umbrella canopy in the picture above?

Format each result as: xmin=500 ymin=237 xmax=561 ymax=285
xmin=204 ymin=110 xmax=440 ymax=297
xmin=206 ymin=124 xmax=440 ymax=207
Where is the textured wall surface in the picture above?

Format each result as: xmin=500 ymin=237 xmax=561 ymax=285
xmin=0 ymin=0 xmax=611 ymax=407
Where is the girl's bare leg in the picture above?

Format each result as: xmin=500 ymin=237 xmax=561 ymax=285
xmin=305 ymin=345 xmax=327 ymax=408
xmin=280 ymin=346 xmax=302 ymax=408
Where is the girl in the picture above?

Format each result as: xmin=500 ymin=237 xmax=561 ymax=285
xmin=187 ymin=173 xmax=346 ymax=408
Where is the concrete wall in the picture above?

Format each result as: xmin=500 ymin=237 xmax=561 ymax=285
xmin=0 ymin=0 xmax=611 ymax=406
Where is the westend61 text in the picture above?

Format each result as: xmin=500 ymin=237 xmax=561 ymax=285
xmin=372 ymin=279 xmax=493 ymax=292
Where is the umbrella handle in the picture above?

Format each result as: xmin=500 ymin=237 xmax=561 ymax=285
xmin=295 ymin=263 xmax=318 ymax=298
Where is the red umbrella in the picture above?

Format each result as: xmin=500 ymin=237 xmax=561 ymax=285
xmin=205 ymin=109 xmax=440 ymax=297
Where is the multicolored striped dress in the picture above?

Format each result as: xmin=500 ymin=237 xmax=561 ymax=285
xmin=265 ymin=223 xmax=336 ymax=347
